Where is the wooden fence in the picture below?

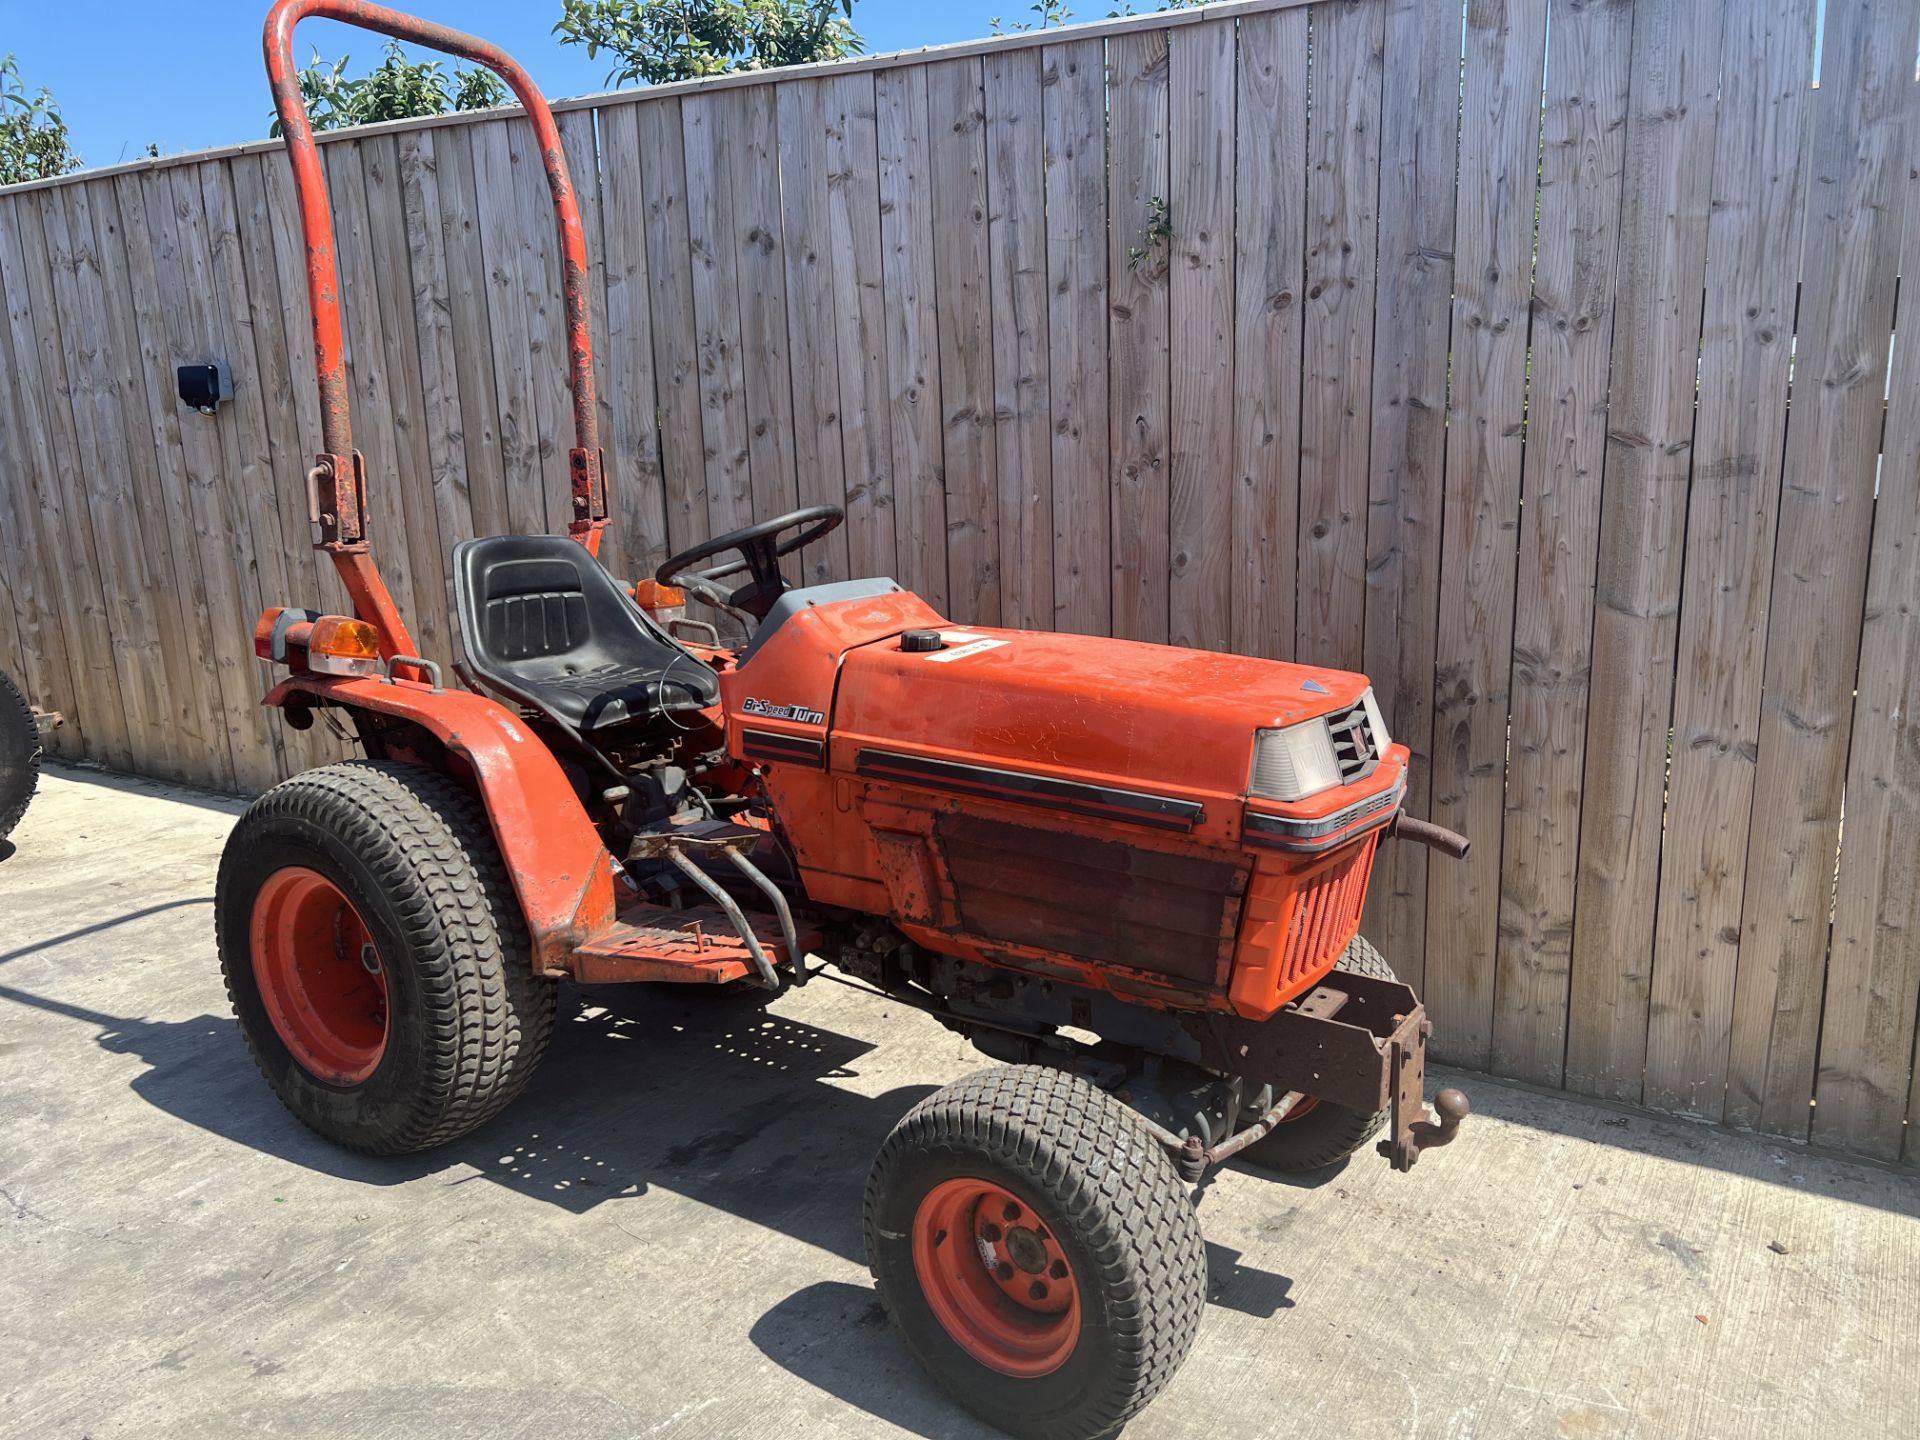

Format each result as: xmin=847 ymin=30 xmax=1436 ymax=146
xmin=0 ymin=0 xmax=1915 ymax=1163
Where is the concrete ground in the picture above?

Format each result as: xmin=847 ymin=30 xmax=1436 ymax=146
xmin=1 ymin=765 xmax=1915 ymax=1440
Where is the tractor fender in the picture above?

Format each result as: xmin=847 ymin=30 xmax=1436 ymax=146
xmin=263 ymin=674 xmax=616 ymax=973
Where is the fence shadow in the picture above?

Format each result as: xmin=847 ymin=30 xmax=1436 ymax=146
xmin=1424 ymin=1068 xmax=1920 ymax=1219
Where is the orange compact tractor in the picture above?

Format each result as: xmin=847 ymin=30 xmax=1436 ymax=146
xmin=223 ymin=5 xmax=1470 ymax=1435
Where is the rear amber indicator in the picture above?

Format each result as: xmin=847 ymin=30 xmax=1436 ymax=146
xmin=306 ymin=615 xmax=383 ymax=676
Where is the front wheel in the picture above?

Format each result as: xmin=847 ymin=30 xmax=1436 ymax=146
xmin=216 ymin=761 xmax=558 ymax=1154
xmin=1239 ymin=933 xmax=1396 ymax=1173
xmin=865 ymin=1066 xmax=1207 ymax=1440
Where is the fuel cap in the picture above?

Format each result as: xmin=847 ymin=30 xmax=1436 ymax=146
xmin=900 ymin=629 xmax=945 ymax=653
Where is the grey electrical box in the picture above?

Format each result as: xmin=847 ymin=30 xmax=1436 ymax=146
xmin=176 ymin=362 xmax=232 ymax=413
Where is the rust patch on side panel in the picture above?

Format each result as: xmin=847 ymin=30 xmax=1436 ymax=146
xmin=934 ymin=814 xmax=1244 ymax=983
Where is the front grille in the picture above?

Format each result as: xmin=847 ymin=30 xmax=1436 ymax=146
xmin=1324 ymin=700 xmax=1379 ymax=785
xmin=1232 ymin=830 xmax=1383 ymax=1011
xmin=1278 ymin=844 xmax=1372 ymax=990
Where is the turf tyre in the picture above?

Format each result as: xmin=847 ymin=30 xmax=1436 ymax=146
xmin=215 ymin=761 xmax=557 ymax=1154
xmin=865 ymin=1065 xmax=1208 ymax=1440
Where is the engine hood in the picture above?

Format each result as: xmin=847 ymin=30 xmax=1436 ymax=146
xmin=830 ymin=625 xmax=1376 ymax=809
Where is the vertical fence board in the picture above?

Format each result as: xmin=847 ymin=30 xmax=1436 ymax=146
xmin=395 ymin=131 xmax=479 ymax=639
xmin=986 ymin=49 xmax=1053 ymax=631
xmin=1231 ymin=7 xmax=1306 ymax=665
xmin=1564 ymin=0 xmax=1724 ymax=1102
xmin=1725 ymin=0 xmax=1919 ymax=1135
xmin=1491 ymin=0 xmax=1635 ymax=1085
xmin=468 ymin=122 xmax=547 ymax=536
xmin=1107 ymin=29 xmax=1172 ymax=645
xmin=681 ymin=92 xmax=756 ymax=540
xmin=634 ymin=98 xmax=709 ymax=557
xmin=1167 ymin=18 xmax=1236 ymax=654
xmin=1356 ymin=0 xmax=1461 ymax=990
xmin=778 ymin=79 xmax=853 ymax=585
xmin=594 ymin=103 xmax=672 ymax=580
xmin=876 ymin=66 xmax=950 ymax=613
xmin=732 ymin=86 xmax=802 ymax=537
xmin=558 ymin=109 xmax=620 ymax=575
xmin=1295 ymin=0 xmax=1383 ymax=671
xmin=928 ymin=57 xmax=1001 ymax=626
xmin=361 ymin=138 xmax=453 ymax=664
xmin=824 ymin=72 xmax=896 ymax=586
xmin=320 ymin=144 xmax=422 ymax=665
xmin=1043 ymin=39 xmax=1110 ymax=638
xmin=1423 ymin=0 xmax=1549 ymax=1068
xmin=1642 ymin=0 xmax=1818 ymax=1117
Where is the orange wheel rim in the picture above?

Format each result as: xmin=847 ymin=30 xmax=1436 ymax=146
xmin=1275 ymin=1095 xmax=1320 ymax=1123
xmin=250 ymin=866 xmax=388 ymax=1084
xmin=911 ymin=1177 xmax=1081 ymax=1377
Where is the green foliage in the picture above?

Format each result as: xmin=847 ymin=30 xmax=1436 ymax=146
xmin=554 ymin=0 xmax=862 ymax=87
xmin=990 ymin=0 xmax=1074 ymax=33
xmin=269 ymin=41 xmax=510 ymax=137
xmin=1126 ymin=194 xmax=1172 ymax=272
xmin=999 ymin=0 xmax=1209 ymax=32
xmin=0 ymin=53 xmax=81 ymax=187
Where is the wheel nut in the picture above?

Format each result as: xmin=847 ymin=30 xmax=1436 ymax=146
xmin=1002 ymin=1202 xmax=1021 ymax=1222
xmin=1049 ymin=1259 xmax=1067 ymax=1280
xmin=981 ymin=1223 xmax=1001 ymax=1243
xmin=1028 ymin=1281 xmax=1047 ymax=1301
xmin=996 ymin=1262 xmax=1014 ymax=1281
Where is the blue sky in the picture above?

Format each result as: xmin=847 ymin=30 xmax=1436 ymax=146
xmin=3 ymin=0 xmax=1046 ymax=171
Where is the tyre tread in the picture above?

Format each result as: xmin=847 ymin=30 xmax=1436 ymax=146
xmin=216 ymin=761 xmax=555 ymax=1153
xmin=865 ymin=1065 xmax=1207 ymax=1440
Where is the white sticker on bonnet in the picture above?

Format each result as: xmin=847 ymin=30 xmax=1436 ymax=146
xmin=925 ymin=636 xmax=1011 ymax=663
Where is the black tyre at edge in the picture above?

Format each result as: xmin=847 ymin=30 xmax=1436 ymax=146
xmin=0 ymin=670 xmax=41 ymax=841
xmin=865 ymin=1065 xmax=1209 ymax=1440
xmin=215 ymin=760 xmax=558 ymax=1154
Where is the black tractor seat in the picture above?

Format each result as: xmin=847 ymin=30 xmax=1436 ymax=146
xmin=452 ymin=536 xmax=719 ymax=756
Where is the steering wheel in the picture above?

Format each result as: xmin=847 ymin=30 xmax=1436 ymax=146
xmin=655 ymin=505 xmax=845 ymax=621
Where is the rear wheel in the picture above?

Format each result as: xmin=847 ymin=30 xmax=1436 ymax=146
xmin=0 ymin=670 xmax=41 ymax=841
xmin=1240 ymin=933 xmax=1395 ymax=1173
xmin=865 ymin=1066 xmax=1207 ymax=1440
xmin=216 ymin=761 xmax=558 ymax=1154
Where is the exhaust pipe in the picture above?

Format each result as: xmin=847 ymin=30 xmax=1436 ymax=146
xmin=1389 ymin=811 xmax=1470 ymax=860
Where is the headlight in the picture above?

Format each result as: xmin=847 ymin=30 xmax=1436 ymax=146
xmin=1249 ymin=719 xmax=1342 ymax=802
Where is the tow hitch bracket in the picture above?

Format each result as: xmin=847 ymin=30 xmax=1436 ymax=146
xmin=1379 ymin=1017 xmax=1470 ymax=1171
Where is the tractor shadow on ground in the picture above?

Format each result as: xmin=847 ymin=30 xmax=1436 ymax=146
xmin=1 ymin=977 xmax=934 ymax=1267
xmin=750 ymin=1280 xmax=1003 ymax=1440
